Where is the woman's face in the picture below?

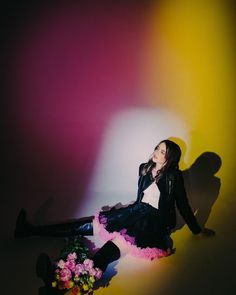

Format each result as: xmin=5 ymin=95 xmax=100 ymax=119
xmin=152 ymin=142 xmax=167 ymax=165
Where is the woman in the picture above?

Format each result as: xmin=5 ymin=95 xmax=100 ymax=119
xmin=15 ymin=139 xmax=214 ymax=286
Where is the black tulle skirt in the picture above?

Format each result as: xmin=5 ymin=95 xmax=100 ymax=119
xmin=94 ymin=202 xmax=170 ymax=260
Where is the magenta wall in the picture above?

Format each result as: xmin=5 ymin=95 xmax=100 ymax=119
xmin=3 ymin=1 xmax=153 ymax=221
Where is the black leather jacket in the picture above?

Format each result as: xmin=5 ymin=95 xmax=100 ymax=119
xmin=136 ymin=163 xmax=201 ymax=235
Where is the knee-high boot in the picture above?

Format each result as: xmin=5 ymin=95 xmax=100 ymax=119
xmin=36 ymin=253 xmax=53 ymax=289
xmin=14 ymin=208 xmax=94 ymax=238
xmin=92 ymin=241 xmax=121 ymax=272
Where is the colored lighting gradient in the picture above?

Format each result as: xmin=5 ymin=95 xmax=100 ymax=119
xmin=2 ymin=1 xmax=236 ymax=294
xmin=144 ymin=0 xmax=235 ymax=178
xmin=81 ymin=108 xmax=189 ymax=215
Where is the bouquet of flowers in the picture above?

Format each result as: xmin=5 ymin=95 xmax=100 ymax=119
xmin=51 ymin=236 xmax=102 ymax=295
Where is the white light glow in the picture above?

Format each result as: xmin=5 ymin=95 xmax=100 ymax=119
xmin=79 ymin=108 xmax=188 ymax=216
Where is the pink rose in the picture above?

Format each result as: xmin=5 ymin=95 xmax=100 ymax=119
xmin=89 ymin=268 xmax=97 ymax=276
xmin=94 ymin=268 xmax=102 ymax=279
xmin=59 ymin=267 xmax=72 ymax=282
xmin=67 ymin=252 xmax=77 ymax=261
xmin=75 ymin=263 xmax=85 ymax=276
xmin=83 ymin=259 xmax=94 ymax=271
xmin=65 ymin=259 xmax=76 ymax=272
xmin=57 ymin=259 xmax=66 ymax=269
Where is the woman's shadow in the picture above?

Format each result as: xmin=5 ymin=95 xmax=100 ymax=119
xmin=174 ymin=151 xmax=222 ymax=230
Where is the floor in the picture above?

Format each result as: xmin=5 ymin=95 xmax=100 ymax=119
xmin=1 ymin=190 xmax=236 ymax=295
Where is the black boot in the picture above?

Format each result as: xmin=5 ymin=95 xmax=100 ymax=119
xmin=14 ymin=208 xmax=94 ymax=238
xmin=75 ymin=222 xmax=93 ymax=236
xmin=36 ymin=253 xmax=53 ymax=288
xmin=92 ymin=241 xmax=120 ymax=272
xmin=33 ymin=220 xmax=94 ymax=237
xmin=14 ymin=208 xmax=33 ymax=238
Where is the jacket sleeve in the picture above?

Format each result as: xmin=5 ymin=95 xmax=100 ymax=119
xmin=175 ymin=171 xmax=202 ymax=234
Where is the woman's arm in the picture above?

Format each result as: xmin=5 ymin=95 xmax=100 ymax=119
xmin=175 ymin=171 xmax=202 ymax=234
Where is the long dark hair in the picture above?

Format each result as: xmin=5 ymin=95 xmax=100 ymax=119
xmin=142 ymin=139 xmax=181 ymax=180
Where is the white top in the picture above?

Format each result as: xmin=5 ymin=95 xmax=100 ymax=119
xmin=142 ymin=181 xmax=160 ymax=209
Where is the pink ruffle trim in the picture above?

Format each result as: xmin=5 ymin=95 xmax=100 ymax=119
xmin=94 ymin=211 xmax=168 ymax=260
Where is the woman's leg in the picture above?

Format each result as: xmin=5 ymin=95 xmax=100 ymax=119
xmin=14 ymin=208 xmax=94 ymax=238
xmin=92 ymin=241 xmax=121 ymax=272
xmin=36 ymin=253 xmax=53 ymax=288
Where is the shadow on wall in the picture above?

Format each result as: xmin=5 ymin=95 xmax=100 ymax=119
xmin=175 ymin=151 xmax=222 ymax=230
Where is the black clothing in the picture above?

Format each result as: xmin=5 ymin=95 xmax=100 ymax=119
xmin=98 ymin=163 xmax=201 ymax=252
xmin=14 ymin=209 xmax=94 ymax=238
xmin=93 ymin=241 xmax=120 ymax=272
xmin=137 ymin=163 xmax=202 ymax=235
